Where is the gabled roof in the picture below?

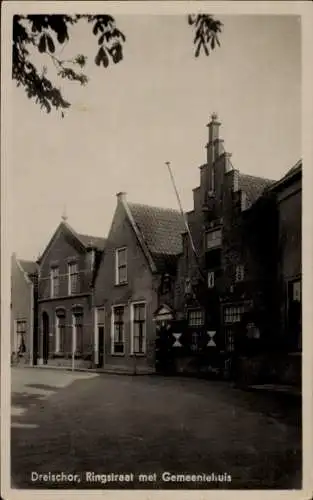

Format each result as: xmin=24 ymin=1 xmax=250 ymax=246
xmin=270 ymin=159 xmax=302 ymax=192
xmin=38 ymin=220 xmax=106 ymax=264
xmin=121 ymin=198 xmax=186 ymax=274
xmin=77 ymin=233 xmax=106 ymax=251
xmin=19 ymin=259 xmax=38 ymax=276
xmin=239 ymin=173 xmax=276 ymax=205
xmin=128 ymin=203 xmax=185 ymax=256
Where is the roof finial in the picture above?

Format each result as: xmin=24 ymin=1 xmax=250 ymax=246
xmin=61 ymin=204 xmax=68 ymax=222
xmin=211 ymin=112 xmax=218 ymax=122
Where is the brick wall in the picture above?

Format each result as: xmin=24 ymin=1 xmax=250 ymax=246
xmin=93 ymin=199 xmax=159 ymax=371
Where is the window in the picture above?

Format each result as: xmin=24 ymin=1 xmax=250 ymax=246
xmin=50 ymin=267 xmax=59 ymax=298
xmin=224 ymin=306 xmax=245 ymax=324
xmin=235 ymin=264 xmax=245 ymax=282
xmin=16 ymin=320 xmax=27 ymax=353
xmin=112 ymin=306 xmax=125 ymax=354
xmin=55 ymin=310 xmax=65 ymax=353
xmin=188 ymin=309 xmax=205 ymax=327
xmin=95 ymin=307 xmax=105 ymax=364
xmin=225 ymin=327 xmax=235 ymax=352
xmin=205 ymin=229 xmax=222 ymax=250
xmin=208 ymin=271 xmax=215 ymax=289
xmin=87 ymin=250 xmax=95 ymax=270
xmin=73 ymin=312 xmax=84 ymax=354
xmin=68 ymin=262 xmax=79 ymax=295
xmin=115 ymin=248 xmax=127 ymax=285
xmin=131 ymin=303 xmax=146 ymax=355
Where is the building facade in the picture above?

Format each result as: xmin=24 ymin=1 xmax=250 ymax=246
xmin=11 ymin=254 xmax=38 ymax=365
xmin=173 ymin=114 xmax=278 ymax=377
xmin=36 ymin=218 xmax=105 ymax=368
xmin=93 ymin=192 xmax=185 ymax=373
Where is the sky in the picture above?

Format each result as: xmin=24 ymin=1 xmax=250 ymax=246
xmin=9 ymin=14 xmax=301 ymax=260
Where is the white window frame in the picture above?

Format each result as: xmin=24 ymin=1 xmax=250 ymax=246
xmin=205 ymin=229 xmax=222 ymax=250
xmin=15 ymin=319 xmax=27 ymax=353
xmin=130 ymin=302 xmax=147 ymax=355
xmin=188 ymin=309 xmax=205 ymax=328
xmin=55 ymin=314 xmax=60 ymax=353
xmin=115 ymin=247 xmax=128 ymax=285
xmin=235 ymin=264 xmax=245 ymax=282
xmin=111 ymin=304 xmax=126 ymax=354
xmin=208 ymin=271 xmax=215 ymax=289
xmin=50 ymin=267 xmax=59 ymax=298
xmin=68 ymin=262 xmax=78 ymax=295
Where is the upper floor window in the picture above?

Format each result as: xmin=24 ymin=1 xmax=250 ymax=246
xmin=205 ymin=229 xmax=222 ymax=250
xmin=235 ymin=264 xmax=245 ymax=282
xmin=115 ymin=248 xmax=127 ymax=285
xmin=208 ymin=271 xmax=215 ymax=289
xmin=68 ymin=262 xmax=79 ymax=295
xmin=50 ymin=267 xmax=59 ymax=298
xmin=188 ymin=309 xmax=205 ymax=328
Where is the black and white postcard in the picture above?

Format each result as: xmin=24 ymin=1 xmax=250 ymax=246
xmin=1 ymin=1 xmax=313 ymax=499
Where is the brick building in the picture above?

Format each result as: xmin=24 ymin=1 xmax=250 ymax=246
xmin=93 ymin=192 xmax=185 ymax=373
xmin=174 ymin=114 xmax=278 ymax=376
xmin=11 ymin=254 xmax=38 ymax=365
xmin=36 ymin=217 xmax=105 ymax=368
xmin=268 ymin=160 xmax=302 ymax=386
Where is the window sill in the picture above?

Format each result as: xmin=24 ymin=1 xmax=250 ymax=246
xmin=130 ymin=353 xmax=146 ymax=357
xmin=288 ymin=351 xmax=302 ymax=357
xmin=114 ymin=282 xmax=128 ymax=287
xmin=111 ymin=352 xmax=125 ymax=357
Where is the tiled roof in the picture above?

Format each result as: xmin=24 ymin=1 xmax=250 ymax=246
xmin=239 ymin=174 xmax=275 ymax=205
xmin=19 ymin=259 xmax=38 ymax=276
xmin=77 ymin=233 xmax=106 ymax=251
xmin=127 ymin=202 xmax=186 ymax=272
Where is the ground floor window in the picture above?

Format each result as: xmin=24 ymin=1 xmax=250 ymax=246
xmin=73 ymin=312 xmax=84 ymax=354
xmin=55 ymin=310 xmax=66 ymax=354
xmin=131 ymin=303 xmax=146 ymax=354
xmin=112 ymin=306 xmax=125 ymax=354
xmin=95 ymin=307 xmax=105 ymax=364
xmin=223 ymin=304 xmax=245 ymax=352
xmin=16 ymin=319 xmax=27 ymax=353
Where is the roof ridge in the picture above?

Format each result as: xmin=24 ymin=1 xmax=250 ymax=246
xmin=239 ymin=172 xmax=276 ymax=183
xmin=127 ymin=201 xmax=182 ymax=215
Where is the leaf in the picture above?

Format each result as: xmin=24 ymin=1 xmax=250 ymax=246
xmin=38 ymin=34 xmax=46 ymax=53
xmin=47 ymin=35 xmax=55 ymax=53
xmin=195 ymin=43 xmax=201 ymax=58
xmin=57 ymin=29 xmax=67 ymax=44
xmin=95 ymin=48 xmax=102 ymax=66
xmin=98 ymin=33 xmax=105 ymax=45
xmin=203 ymin=42 xmax=209 ymax=56
xmin=93 ymin=22 xmax=99 ymax=36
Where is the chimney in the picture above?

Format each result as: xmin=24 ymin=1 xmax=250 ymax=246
xmin=206 ymin=112 xmax=222 ymax=166
xmin=207 ymin=112 xmax=220 ymax=144
xmin=116 ymin=192 xmax=127 ymax=203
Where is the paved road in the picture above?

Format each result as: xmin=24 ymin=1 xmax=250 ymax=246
xmin=11 ymin=367 xmax=301 ymax=490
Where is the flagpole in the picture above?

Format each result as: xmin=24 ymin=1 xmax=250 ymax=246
xmin=165 ymin=161 xmax=206 ymax=284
